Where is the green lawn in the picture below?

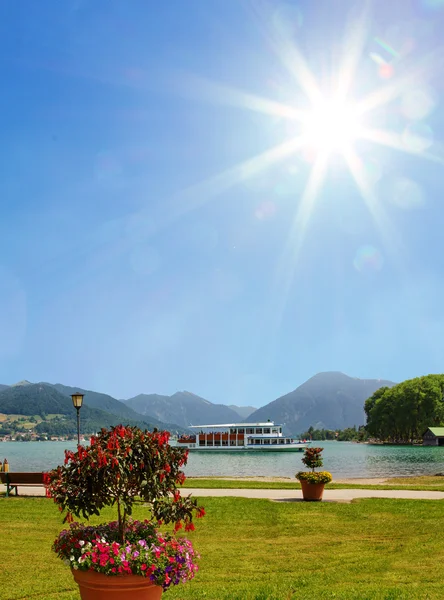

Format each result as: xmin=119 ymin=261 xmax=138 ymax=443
xmin=1 ymin=496 xmax=444 ymax=599
xmin=182 ymin=477 xmax=444 ymax=492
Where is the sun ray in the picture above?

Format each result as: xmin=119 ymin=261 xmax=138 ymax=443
xmin=249 ymin=3 xmax=322 ymax=105
xmin=167 ymin=136 xmax=308 ymax=219
xmin=273 ymin=151 xmax=329 ymax=326
xmin=343 ymin=147 xmax=406 ymax=268
xmin=175 ymin=74 xmax=306 ymax=122
xmin=360 ymin=127 xmax=444 ymax=165
xmin=335 ymin=4 xmax=371 ymax=101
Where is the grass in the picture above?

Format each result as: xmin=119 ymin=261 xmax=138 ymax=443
xmin=182 ymin=476 xmax=444 ymax=492
xmin=0 ymin=412 xmax=63 ymax=429
xmin=1 ymin=496 xmax=444 ymax=599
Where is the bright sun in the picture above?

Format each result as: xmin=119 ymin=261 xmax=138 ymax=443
xmin=302 ymin=98 xmax=362 ymax=152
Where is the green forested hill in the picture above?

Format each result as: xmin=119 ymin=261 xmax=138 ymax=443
xmin=49 ymin=383 xmax=180 ymax=430
xmin=0 ymin=383 xmax=184 ymax=435
xmin=0 ymin=383 xmax=73 ymax=416
xmin=364 ymin=374 xmax=444 ymax=442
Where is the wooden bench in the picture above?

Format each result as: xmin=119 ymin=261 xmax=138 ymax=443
xmin=0 ymin=472 xmax=45 ymax=497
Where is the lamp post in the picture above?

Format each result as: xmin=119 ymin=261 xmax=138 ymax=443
xmin=71 ymin=393 xmax=84 ymax=445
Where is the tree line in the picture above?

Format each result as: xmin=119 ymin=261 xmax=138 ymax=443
xmin=299 ymin=425 xmax=367 ymax=442
xmin=364 ymin=374 xmax=444 ymax=443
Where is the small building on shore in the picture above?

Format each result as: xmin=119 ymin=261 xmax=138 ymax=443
xmin=423 ymin=427 xmax=444 ymax=446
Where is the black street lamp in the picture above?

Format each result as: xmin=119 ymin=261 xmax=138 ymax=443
xmin=71 ymin=393 xmax=84 ymax=445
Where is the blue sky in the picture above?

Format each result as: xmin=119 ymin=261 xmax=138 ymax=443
xmin=1 ymin=0 xmax=444 ymax=407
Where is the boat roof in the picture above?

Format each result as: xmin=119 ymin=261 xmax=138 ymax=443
xmin=189 ymin=422 xmax=282 ymax=429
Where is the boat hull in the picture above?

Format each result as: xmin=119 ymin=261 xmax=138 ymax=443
xmin=177 ymin=445 xmax=309 ymax=452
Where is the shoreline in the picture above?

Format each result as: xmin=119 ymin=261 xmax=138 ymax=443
xmin=187 ymin=474 xmax=444 ymax=485
xmin=187 ymin=476 xmax=390 ymax=485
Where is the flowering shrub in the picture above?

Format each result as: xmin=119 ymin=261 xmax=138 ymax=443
xmin=44 ymin=425 xmax=205 ymax=589
xmin=53 ymin=520 xmax=199 ymax=590
xmin=295 ymin=471 xmax=332 ymax=484
xmin=295 ymin=447 xmax=332 ymax=485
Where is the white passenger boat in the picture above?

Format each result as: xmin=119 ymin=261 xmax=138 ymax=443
xmin=176 ymin=422 xmax=310 ymax=452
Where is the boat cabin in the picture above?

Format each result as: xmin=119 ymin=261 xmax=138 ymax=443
xmin=177 ymin=422 xmax=301 ymax=449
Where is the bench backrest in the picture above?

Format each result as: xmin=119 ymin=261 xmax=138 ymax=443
xmin=0 ymin=472 xmax=44 ymax=485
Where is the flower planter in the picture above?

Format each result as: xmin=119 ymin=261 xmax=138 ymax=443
xmin=300 ymin=480 xmax=325 ymax=501
xmin=72 ymin=569 xmax=163 ymax=600
xmin=46 ymin=426 xmax=204 ymax=596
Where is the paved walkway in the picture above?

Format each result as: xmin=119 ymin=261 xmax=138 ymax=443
xmin=2 ymin=485 xmax=444 ymax=502
xmin=185 ymin=488 xmax=444 ymax=502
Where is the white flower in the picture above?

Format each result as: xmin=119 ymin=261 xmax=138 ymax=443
xmin=70 ymin=556 xmax=75 ymax=562
xmin=79 ymin=540 xmax=85 ymax=547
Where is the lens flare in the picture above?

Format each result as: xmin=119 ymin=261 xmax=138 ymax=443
xmin=353 ymin=245 xmax=384 ymax=272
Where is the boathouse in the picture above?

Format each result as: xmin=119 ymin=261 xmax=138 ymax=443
xmin=423 ymin=427 xmax=444 ymax=446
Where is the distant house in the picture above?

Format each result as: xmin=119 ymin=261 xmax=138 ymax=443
xmin=423 ymin=427 xmax=444 ymax=446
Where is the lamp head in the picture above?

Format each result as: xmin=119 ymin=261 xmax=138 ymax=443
xmin=71 ymin=393 xmax=84 ymax=409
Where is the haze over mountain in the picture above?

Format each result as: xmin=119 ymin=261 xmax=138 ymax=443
xmin=227 ymin=405 xmax=256 ymax=420
xmin=1 ymin=373 xmax=396 ymax=435
xmin=124 ymin=391 xmax=241 ymax=429
xmin=248 ymin=372 xmax=396 ymax=435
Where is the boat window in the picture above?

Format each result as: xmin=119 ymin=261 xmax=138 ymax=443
xmin=279 ymin=439 xmax=284 ymax=444
xmin=238 ymin=440 xmax=244 ymax=446
xmin=248 ymin=439 xmax=253 ymax=444
xmin=255 ymin=428 xmax=263 ymax=434
xmin=264 ymin=428 xmax=270 ymax=434
xmin=272 ymin=428 xmax=278 ymax=434
xmin=230 ymin=440 xmax=236 ymax=445
xmin=271 ymin=439 xmax=278 ymax=444
xmin=255 ymin=439 xmax=261 ymax=444
xmin=230 ymin=429 xmax=236 ymax=434
xmin=246 ymin=428 xmax=254 ymax=434
xmin=264 ymin=439 xmax=270 ymax=444
xmin=238 ymin=428 xmax=244 ymax=434
xmin=222 ymin=440 xmax=228 ymax=446
xmin=286 ymin=439 xmax=291 ymax=444
xmin=214 ymin=440 xmax=221 ymax=446
xmin=199 ymin=440 xmax=205 ymax=446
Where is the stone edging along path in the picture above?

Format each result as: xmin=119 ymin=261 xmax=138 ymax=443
xmin=2 ymin=485 xmax=444 ymax=502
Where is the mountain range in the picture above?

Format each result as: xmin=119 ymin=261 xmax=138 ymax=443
xmin=249 ymin=372 xmax=395 ymax=433
xmin=124 ymin=391 xmax=246 ymax=428
xmin=0 ymin=372 xmax=395 ymax=435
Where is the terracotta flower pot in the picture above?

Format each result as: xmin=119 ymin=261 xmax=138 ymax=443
xmin=300 ymin=480 xmax=325 ymax=501
xmin=72 ymin=569 xmax=163 ymax=600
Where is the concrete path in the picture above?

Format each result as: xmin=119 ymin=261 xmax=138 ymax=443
xmin=185 ymin=488 xmax=444 ymax=502
xmin=2 ymin=485 xmax=444 ymax=502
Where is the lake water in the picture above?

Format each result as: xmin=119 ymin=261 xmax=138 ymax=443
xmin=2 ymin=440 xmax=444 ymax=479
